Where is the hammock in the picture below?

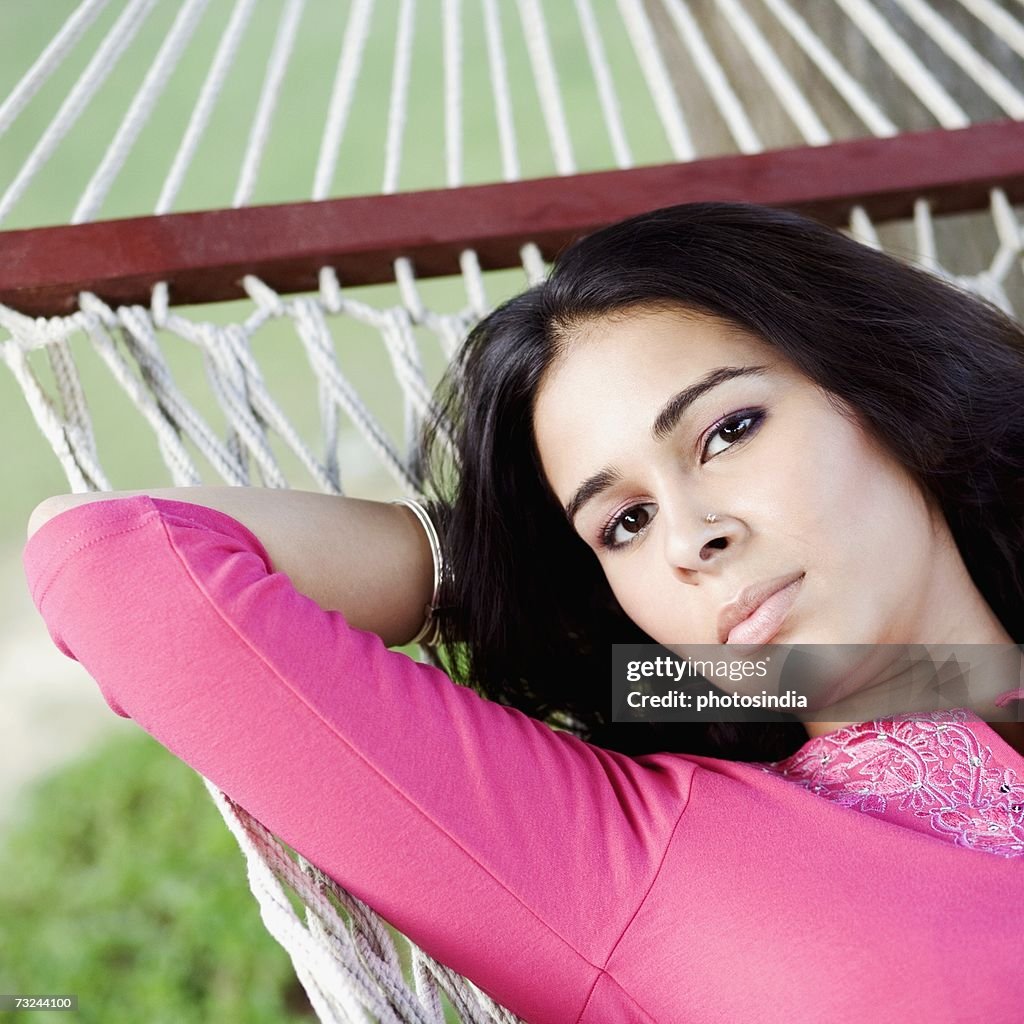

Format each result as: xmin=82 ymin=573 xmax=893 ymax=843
xmin=2 ymin=2 xmax=1023 ymax=1021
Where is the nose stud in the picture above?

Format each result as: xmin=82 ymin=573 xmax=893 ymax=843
xmin=705 ymin=512 xmax=719 ymax=524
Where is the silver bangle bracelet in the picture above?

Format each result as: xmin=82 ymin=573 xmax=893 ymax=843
xmin=391 ymin=497 xmax=446 ymax=646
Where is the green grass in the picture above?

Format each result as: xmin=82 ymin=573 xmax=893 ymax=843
xmin=0 ymin=729 xmax=474 ymax=1023
xmin=0 ymin=733 xmax=317 ymax=1023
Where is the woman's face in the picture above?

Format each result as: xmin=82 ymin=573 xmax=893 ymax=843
xmin=531 ymin=305 xmax=948 ymax=652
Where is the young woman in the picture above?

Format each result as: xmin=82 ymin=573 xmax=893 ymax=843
xmin=24 ymin=203 xmax=1024 ymax=1024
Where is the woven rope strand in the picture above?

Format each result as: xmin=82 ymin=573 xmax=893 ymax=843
xmin=957 ymin=0 xmax=1024 ymax=60
xmin=835 ymin=0 xmax=969 ymax=128
xmin=759 ymin=0 xmax=898 ymax=137
xmin=660 ymin=0 xmax=763 ymax=154
xmin=894 ymin=0 xmax=1024 ymax=117
xmin=155 ymin=0 xmax=259 ymax=215
xmin=480 ymin=0 xmax=519 ymax=181
xmin=382 ymin=0 xmax=417 ymax=196
xmin=616 ymin=0 xmax=694 ymax=160
xmin=312 ymin=0 xmax=375 ymax=200
xmin=72 ymin=0 xmax=213 ymax=224
xmin=515 ymin=0 xmax=576 ymax=174
xmin=573 ymin=0 xmax=633 ymax=167
xmin=233 ymin=0 xmax=306 ymax=208
xmin=718 ymin=0 xmax=831 ymax=145
xmin=0 ymin=0 xmax=159 ymax=226
xmin=0 ymin=0 xmax=110 ymax=139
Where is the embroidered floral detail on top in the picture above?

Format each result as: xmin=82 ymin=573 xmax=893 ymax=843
xmin=758 ymin=709 xmax=1024 ymax=858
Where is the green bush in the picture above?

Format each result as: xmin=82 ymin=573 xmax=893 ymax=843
xmin=0 ymin=733 xmax=315 ymax=1023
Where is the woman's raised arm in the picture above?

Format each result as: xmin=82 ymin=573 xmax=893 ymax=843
xmin=27 ymin=488 xmax=434 ymax=649
xmin=22 ymin=494 xmax=690 ymax=1022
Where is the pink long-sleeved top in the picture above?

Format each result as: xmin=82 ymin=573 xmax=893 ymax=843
xmin=22 ymin=496 xmax=1024 ymax=1024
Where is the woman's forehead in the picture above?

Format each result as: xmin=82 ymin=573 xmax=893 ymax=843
xmin=532 ymin=308 xmax=783 ymax=490
xmin=536 ymin=308 xmax=778 ymax=420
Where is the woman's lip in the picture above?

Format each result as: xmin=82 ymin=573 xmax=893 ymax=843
xmin=725 ymin=574 xmax=804 ymax=647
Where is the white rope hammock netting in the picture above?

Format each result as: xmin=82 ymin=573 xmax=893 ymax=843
xmin=2 ymin=1 xmax=1023 ymax=1021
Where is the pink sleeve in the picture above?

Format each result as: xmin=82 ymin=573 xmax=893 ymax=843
xmin=22 ymin=495 xmax=694 ymax=1024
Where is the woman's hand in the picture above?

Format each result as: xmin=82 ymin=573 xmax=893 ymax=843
xmin=27 ymin=488 xmax=435 ymax=649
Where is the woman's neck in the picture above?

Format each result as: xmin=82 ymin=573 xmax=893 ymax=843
xmin=803 ymin=525 xmax=1019 ymax=744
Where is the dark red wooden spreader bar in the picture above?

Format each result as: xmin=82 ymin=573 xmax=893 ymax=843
xmin=2 ymin=120 xmax=1022 ymax=317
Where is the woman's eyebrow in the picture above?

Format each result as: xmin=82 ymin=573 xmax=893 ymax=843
xmin=651 ymin=365 xmax=769 ymax=441
xmin=564 ymin=364 xmax=770 ymax=527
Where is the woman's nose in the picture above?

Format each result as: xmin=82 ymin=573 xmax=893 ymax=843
xmin=662 ymin=507 xmax=737 ymax=573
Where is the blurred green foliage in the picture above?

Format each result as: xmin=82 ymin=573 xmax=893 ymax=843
xmin=0 ymin=732 xmax=316 ymax=1022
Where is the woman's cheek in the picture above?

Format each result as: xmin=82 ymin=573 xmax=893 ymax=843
xmin=611 ymin=566 xmax=665 ymax=638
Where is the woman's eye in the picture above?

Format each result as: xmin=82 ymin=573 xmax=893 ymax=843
xmin=597 ymin=410 xmax=764 ymax=552
xmin=702 ymin=410 xmax=763 ymax=461
xmin=600 ymin=503 xmax=656 ymax=551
